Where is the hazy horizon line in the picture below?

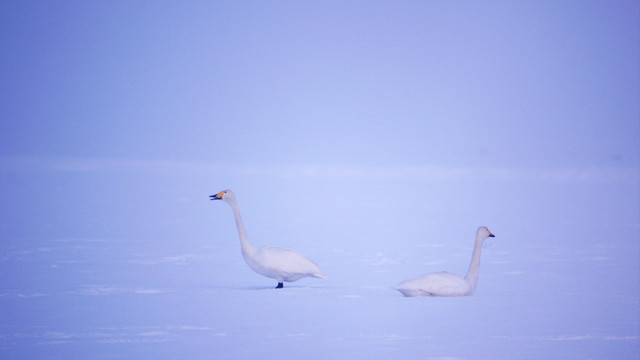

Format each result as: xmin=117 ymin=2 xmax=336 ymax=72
xmin=2 ymin=155 xmax=639 ymax=184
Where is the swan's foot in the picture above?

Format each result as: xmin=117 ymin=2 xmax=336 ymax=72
xmin=275 ymin=282 xmax=284 ymax=289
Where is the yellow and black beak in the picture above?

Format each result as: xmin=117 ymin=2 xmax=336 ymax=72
xmin=209 ymin=191 xmax=225 ymax=200
xmin=488 ymin=230 xmax=495 ymax=238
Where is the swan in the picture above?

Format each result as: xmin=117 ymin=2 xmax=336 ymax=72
xmin=393 ymin=226 xmax=496 ymax=297
xmin=210 ymin=189 xmax=327 ymax=289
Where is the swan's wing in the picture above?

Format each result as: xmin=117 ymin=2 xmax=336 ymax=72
xmin=254 ymin=246 xmax=327 ymax=282
xmin=394 ymin=272 xmax=472 ymax=297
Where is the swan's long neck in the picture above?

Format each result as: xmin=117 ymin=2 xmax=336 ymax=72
xmin=228 ymin=199 xmax=256 ymax=258
xmin=463 ymin=235 xmax=485 ymax=294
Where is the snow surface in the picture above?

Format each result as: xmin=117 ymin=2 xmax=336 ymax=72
xmin=1 ymin=163 xmax=639 ymax=359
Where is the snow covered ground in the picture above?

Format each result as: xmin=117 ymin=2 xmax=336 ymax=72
xmin=1 ymin=163 xmax=638 ymax=359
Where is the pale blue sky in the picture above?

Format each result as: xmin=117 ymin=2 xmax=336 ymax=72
xmin=1 ymin=1 xmax=638 ymax=169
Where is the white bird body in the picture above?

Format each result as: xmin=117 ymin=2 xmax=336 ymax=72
xmin=394 ymin=226 xmax=495 ymax=297
xmin=394 ymin=272 xmax=473 ymax=297
xmin=244 ymin=245 xmax=327 ymax=283
xmin=211 ymin=189 xmax=327 ymax=288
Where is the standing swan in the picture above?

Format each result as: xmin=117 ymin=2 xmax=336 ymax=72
xmin=393 ymin=226 xmax=496 ymax=297
xmin=210 ymin=189 xmax=327 ymax=289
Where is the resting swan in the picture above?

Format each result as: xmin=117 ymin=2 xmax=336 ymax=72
xmin=210 ymin=189 xmax=327 ymax=289
xmin=393 ymin=226 xmax=496 ymax=297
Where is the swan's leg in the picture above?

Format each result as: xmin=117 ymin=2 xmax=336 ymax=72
xmin=275 ymin=282 xmax=283 ymax=289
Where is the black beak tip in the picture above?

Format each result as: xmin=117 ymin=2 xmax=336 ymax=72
xmin=489 ymin=234 xmax=495 ymax=238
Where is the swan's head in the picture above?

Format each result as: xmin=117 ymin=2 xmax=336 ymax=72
xmin=210 ymin=189 xmax=235 ymax=203
xmin=477 ymin=226 xmax=495 ymax=239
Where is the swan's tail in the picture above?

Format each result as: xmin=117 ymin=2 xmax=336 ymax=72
xmin=314 ymin=271 xmax=329 ymax=281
